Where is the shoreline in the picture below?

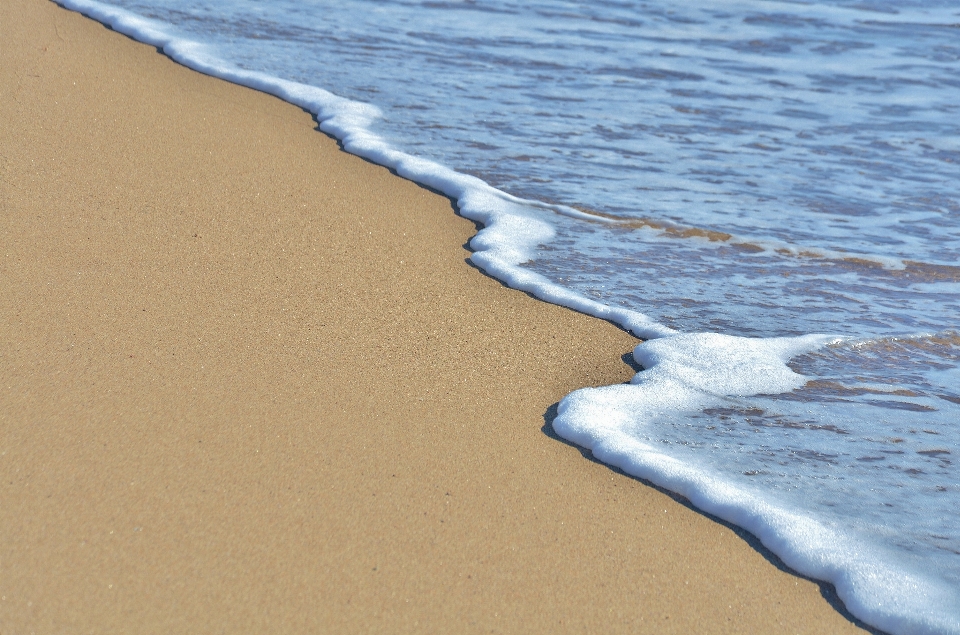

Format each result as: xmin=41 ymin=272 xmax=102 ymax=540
xmin=1 ymin=0 xmax=871 ymax=632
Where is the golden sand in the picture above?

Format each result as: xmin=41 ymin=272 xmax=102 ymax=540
xmin=0 ymin=1 xmax=870 ymax=632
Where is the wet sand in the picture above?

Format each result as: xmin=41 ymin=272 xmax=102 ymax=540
xmin=0 ymin=1 xmax=872 ymax=632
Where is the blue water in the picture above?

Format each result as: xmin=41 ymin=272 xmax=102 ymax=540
xmin=59 ymin=1 xmax=960 ymax=632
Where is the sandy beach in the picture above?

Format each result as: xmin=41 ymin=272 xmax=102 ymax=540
xmin=0 ymin=1 xmax=873 ymax=632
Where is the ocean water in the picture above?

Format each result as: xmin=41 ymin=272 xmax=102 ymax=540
xmin=58 ymin=0 xmax=960 ymax=632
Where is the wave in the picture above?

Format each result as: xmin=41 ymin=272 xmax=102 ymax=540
xmin=56 ymin=1 xmax=960 ymax=632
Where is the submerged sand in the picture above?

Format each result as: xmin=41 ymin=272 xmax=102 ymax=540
xmin=0 ymin=1 xmax=871 ymax=632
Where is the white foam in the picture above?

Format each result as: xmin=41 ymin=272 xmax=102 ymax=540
xmin=555 ymin=333 xmax=960 ymax=635
xmin=55 ymin=2 xmax=960 ymax=633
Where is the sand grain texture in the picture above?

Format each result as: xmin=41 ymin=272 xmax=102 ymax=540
xmin=0 ymin=1 xmax=871 ymax=633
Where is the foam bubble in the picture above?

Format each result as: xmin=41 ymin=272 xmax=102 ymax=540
xmin=55 ymin=1 xmax=960 ymax=632
xmin=555 ymin=332 xmax=960 ymax=635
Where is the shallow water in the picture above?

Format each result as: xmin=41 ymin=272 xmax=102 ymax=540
xmin=59 ymin=0 xmax=960 ymax=632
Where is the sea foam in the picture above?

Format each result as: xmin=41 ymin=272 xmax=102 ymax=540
xmin=557 ymin=332 xmax=960 ymax=634
xmin=57 ymin=1 xmax=960 ymax=632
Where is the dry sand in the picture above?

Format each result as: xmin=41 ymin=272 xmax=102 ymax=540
xmin=0 ymin=1 xmax=873 ymax=632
